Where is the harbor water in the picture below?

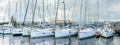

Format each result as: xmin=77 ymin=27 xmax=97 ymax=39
xmin=0 ymin=34 xmax=120 ymax=45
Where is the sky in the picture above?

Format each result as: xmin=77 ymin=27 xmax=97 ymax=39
xmin=0 ymin=0 xmax=120 ymax=24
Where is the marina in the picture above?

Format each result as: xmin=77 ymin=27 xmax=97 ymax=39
xmin=0 ymin=0 xmax=120 ymax=45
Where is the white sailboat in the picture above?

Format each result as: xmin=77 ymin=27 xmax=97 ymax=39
xmin=0 ymin=0 xmax=13 ymax=34
xmin=79 ymin=27 xmax=96 ymax=39
xmin=30 ymin=0 xmax=55 ymax=38
xmin=100 ymin=25 xmax=114 ymax=38
xmin=12 ymin=1 xmax=23 ymax=36
xmin=100 ymin=0 xmax=114 ymax=38
xmin=78 ymin=0 xmax=96 ymax=39
xmin=54 ymin=1 xmax=78 ymax=38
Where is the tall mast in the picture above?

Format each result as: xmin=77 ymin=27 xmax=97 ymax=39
xmin=63 ymin=1 xmax=66 ymax=27
xmin=19 ymin=0 xmax=21 ymax=26
xmin=55 ymin=0 xmax=59 ymax=26
xmin=15 ymin=2 xmax=18 ymax=19
xmin=108 ymin=0 xmax=110 ymax=23
xmin=97 ymin=0 xmax=99 ymax=24
xmin=8 ymin=0 xmax=11 ymax=25
xmin=22 ymin=0 xmax=30 ymax=26
xmin=42 ymin=0 xmax=45 ymax=28
xmin=38 ymin=7 xmax=42 ymax=26
xmin=79 ymin=0 xmax=83 ymax=26
xmin=32 ymin=0 xmax=38 ymax=26
xmin=84 ymin=0 xmax=87 ymax=25
xmin=15 ymin=1 xmax=18 ymax=27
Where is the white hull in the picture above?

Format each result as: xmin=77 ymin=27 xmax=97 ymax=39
xmin=30 ymin=29 xmax=54 ymax=38
xmin=0 ymin=28 xmax=12 ymax=34
xmin=100 ymin=25 xmax=114 ymax=38
xmin=12 ymin=28 xmax=22 ymax=35
xmin=21 ymin=27 xmax=31 ymax=36
xmin=79 ymin=28 xmax=96 ymax=39
xmin=22 ymin=30 xmax=30 ymax=36
xmin=0 ymin=30 xmax=12 ymax=34
xmin=55 ymin=29 xmax=78 ymax=38
xmin=100 ymin=29 xmax=114 ymax=38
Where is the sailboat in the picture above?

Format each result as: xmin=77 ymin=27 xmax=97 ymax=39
xmin=30 ymin=0 xmax=54 ymax=38
xmin=100 ymin=24 xmax=114 ymax=38
xmin=99 ymin=0 xmax=114 ymax=38
xmin=55 ymin=1 xmax=78 ymax=38
xmin=78 ymin=0 xmax=96 ymax=39
xmin=12 ymin=1 xmax=23 ymax=36
xmin=21 ymin=0 xmax=31 ymax=36
xmin=79 ymin=26 xmax=96 ymax=39
xmin=0 ymin=0 xmax=13 ymax=34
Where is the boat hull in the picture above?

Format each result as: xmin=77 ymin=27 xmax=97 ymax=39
xmin=30 ymin=30 xmax=54 ymax=38
xmin=78 ymin=28 xmax=96 ymax=39
xmin=55 ymin=29 xmax=78 ymax=38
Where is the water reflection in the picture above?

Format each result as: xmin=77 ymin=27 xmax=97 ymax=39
xmin=0 ymin=34 xmax=120 ymax=45
xmin=80 ymin=37 xmax=114 ymax=45
xmin=80 ymin=37 xmax=97 ymax=45
xmin=31 ymin=37 xmax=54 ymax=45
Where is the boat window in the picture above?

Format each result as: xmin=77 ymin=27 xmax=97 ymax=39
xmin=43 ymin=33 xmax=45 ymax=34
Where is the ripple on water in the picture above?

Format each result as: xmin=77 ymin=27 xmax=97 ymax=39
xmin=0 ymin=34 xmax=120 ymax=45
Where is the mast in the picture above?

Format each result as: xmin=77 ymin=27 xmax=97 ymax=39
xmin=46 ymin=0 xmax=52 ymax=25
xmin=8 ymin=0 xmax=11 ymax=25
xmin=38 ymin=7 xmax=42 ymax=26
xmin=84 ymin=0 xmax=87 ymax=25
xmin=55 ymin=0 xmax=59 ymax=26
xmin=15 ymin=1 xmax=18 ymax=27
xmin=79 ymin=0 xmax=83 ymax=26
xmin=108 ymin=0 xmax=110 ymax=23
xmin=32 ymin=0 xmax=38 ymax=27
xmin=19 ymin=0 xmax=22 ymax=26
xmin=42 ymin=0 xmax=45 ymax=28
xmin=63 ymin=1 xmax=66 ymax=27
xmin=22 ymin=0 xmax=30 ymax=27
xmin=97 ymin=0 xmax=99 ymax=24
